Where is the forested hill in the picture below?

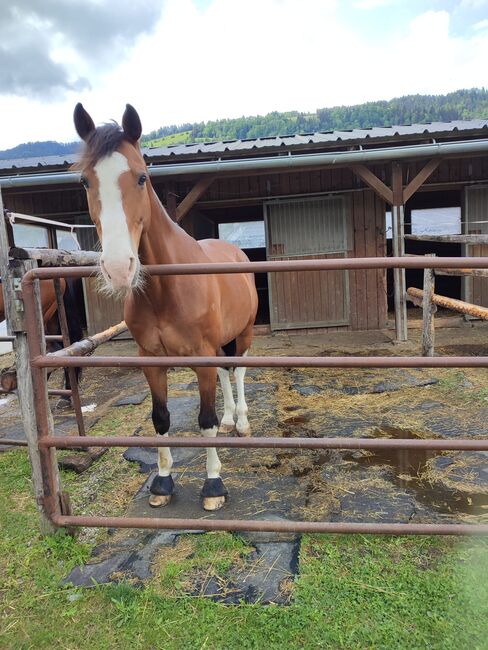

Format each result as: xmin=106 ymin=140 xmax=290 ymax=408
xmin=1 ymin=88 xmax=487 ymax=161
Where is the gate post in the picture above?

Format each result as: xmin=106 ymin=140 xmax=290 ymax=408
xmin=0 ymin=195 xmax=61 ymax=534
xmin=421 ymin=254 xmax=436 ymax=357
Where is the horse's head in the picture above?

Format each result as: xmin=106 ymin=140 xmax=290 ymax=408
xmin=74 ymin=103 xmax=151 ymax=294
xmin=0 ymin=367 xmax=17 ymax=392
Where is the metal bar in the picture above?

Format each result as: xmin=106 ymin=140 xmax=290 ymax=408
xmin=2 ymin=138 xmax=488 ymax=188
xmin=53 ymin=278 xmax=85 ymax=436
xmin=0 ymin=438 xmax=28 ymax=447
xmin=0 ymin=335 xmax=63 ymax=342
xmin=39 ymin=436 xmax=488 ymax=451
xmin=19 ymin=257 xmax=488 ymax=284
xmin=32 ymin=355 xmax=488 ymax=369
xmin=52 ymin=514 xmax=488 ymax=536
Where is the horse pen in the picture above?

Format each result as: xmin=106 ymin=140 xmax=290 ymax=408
xmin=1 ymin=222 xmax=488 ymax=646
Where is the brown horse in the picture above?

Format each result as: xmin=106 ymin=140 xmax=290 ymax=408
xmin=74 ymin=103 xmax=258 ymax=511
xmin=0 ymin=278 xmax=82 ymax=395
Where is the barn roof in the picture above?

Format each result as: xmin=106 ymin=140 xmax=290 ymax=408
xmin=1 ymin=118 xmax=488 ymax=173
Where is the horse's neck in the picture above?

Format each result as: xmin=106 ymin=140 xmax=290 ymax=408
xmin=138 ymin=187 xmax=202 ymax=266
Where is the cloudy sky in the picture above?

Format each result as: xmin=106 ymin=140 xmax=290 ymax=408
xmin=0 ymin=0 xmax=487 ymax=149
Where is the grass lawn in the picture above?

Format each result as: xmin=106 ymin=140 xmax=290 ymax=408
xmin=1 ymin=446 xmax=487 ymax=650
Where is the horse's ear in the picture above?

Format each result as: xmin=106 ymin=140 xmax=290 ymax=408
xmin=122 ymin=104 xmax=142 ymax=144
xmin=74 ymin=103 xmax=95 ymax=141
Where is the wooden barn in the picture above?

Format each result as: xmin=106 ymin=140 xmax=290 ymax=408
xmin=1 ymin=118 xmax=488 ymax=338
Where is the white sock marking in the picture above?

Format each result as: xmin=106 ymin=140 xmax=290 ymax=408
xmin=157 ymin=432 xmax=173 ymax=477
xmin=201 ymin=425 xmax=221 ymax=479
xmin=217 ymin=367 xmax=235 ymax=427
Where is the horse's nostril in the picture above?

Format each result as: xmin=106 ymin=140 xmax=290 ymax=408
xmin=128 ymin=257 xmax=136 ymax=275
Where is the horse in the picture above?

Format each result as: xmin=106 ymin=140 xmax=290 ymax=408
xmin=0 ymin=278 xmax=83 ymax=399
xmin=74 ymin=103 xmax=258 ymax=511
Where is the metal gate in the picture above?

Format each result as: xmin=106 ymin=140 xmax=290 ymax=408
xmin=264 ymin=196 xmax=350 ymax=330
xmin=18 ymin=255 xmax=488 ymax=536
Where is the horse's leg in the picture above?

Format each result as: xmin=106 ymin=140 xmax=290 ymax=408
xmin=235 ymin=325 xmax=254 ymax=437
xmin=143 ymin=365 xmax=174 ymax=507
xmin=196 ymin=366 xmax=227 ymax=511
xmin=217 ymin=366 xmax=236 ymax=433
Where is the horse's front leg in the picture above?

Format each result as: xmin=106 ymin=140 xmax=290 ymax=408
xmin=196 ymin=366 xmax=228 ymax=511
xmin=142 ymin=365 xmax=174 ymax=507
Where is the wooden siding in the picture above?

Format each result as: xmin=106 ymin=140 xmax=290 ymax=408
xmin=349 ymin=190 xmax=388 ymax=330
xmin=466 ymin=186 xmax=488 ymax=308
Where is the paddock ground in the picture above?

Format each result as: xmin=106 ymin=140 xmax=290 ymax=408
xmin=1 ymin=323 xmax=488 ymax=647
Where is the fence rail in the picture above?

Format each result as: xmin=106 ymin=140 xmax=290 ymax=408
xmin=16 ymin=255 xmax=488 ymax=536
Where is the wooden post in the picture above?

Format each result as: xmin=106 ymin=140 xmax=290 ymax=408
xmin=422 ymin=255 xmax=436 ymax=357
xmin=391 ymin=163 xmax=408 ymax=341
xmin=0 ymin=190 xmax=61 ymax=534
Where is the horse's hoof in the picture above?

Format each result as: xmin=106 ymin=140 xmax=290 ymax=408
xmin=203 ymin=495 xmax=226 ymax=511
xmin=219 ymin=422 xmax=235 ymax=434
xmin=148 ymin=494 xmax=172 ymax=508
xmin=236 ymin=424 xmax=251 ymax=437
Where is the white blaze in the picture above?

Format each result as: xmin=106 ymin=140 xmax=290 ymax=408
xmin=94 ymin=152 xmax=137 ymax=288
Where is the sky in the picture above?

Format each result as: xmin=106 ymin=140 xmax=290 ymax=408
xmin=0 ymin=0 xmax=487 ymax=150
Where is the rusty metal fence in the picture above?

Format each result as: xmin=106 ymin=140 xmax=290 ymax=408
xmin=21 ymin=256 xmax=488 ymax=535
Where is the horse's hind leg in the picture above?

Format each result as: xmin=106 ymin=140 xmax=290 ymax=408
xmin=235 ymin=325 xmax=254 ymax=437
xmin=196 ymin=366 xmax=228 ymax=511
xmin=142 ymin=365 xmax=174 ymax=507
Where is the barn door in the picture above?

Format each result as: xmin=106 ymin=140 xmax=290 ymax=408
xmin=264 ymin=196 xmax=350 ymax=330
xmin=465 ymin=186 xmax=488 ymax=308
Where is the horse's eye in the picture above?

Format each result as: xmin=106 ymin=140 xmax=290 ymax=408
xmin=138 ymin=174 xmax=147 ymax=186
xmin=80 ymin=176 xmax=89 ymax=189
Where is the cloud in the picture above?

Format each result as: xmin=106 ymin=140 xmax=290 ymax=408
xmin=353 ymin=0 xmax=395 ymax=8
xmin=0 ymin=0 xmax=164 ymax=99
xmin=474 ymin=18 xmax=488 ymax=30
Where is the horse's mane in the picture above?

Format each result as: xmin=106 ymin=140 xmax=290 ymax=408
xmin=76 ymin=122 xmax=129 ymax=169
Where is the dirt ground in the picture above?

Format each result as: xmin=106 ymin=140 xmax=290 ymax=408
xmin=1 ymin=320 xmax=488 ymax=529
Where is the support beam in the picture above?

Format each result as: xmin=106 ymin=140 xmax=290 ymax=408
xmin=175 ymin=176 xmax=216 ymax=222
xmin=421 ymin=255 xmax=436 ymax=357
xmin=10 ymin=247 xmax=100 ymax=266
xmin=405 ymin=234 xmax=488 ymax=244
xmin=403 ymin=159 xmax=440 ymax=203
xmin=391 ymin=163 xmax=408 ymax=341
xmin=351 ymin=165 xmax=393 ymax=204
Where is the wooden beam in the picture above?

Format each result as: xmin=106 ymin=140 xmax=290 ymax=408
xmin=351 ymin=165 xmax=393 ymax=205
xmin=403 ymin=159 xmax=440 ymax=203
xmin=405 ymin=234 xmax=488 ymax=244
xmin=391 ymin=163 xmax=407 ymax=341
xmin=407 ymin=287 xmax=488 ymax=320
xmin=435 ymin=268 xmax=488 ymax=278
xmin=421 ymin=255 xmax=436 ymax=357
xmin=176 ymin=176 xmax=216 ymax=222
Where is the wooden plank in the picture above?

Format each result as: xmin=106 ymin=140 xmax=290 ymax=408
xmin=175 ymin=176 xmax=216 ymax=222
xmin=406 ymin=234 xmax=488 ymax=244
xmin=10 ymin=247 xmax=100 ymax=266
xmin=352 ymin=165 xmax=393 ymax=205
xmin=83 ymin=277 xmax=125 ymax=336
xmin=403 ymin=159 xmax=440 ymax=203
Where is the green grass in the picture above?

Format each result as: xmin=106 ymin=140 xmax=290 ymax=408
xmin=1 ymin=448 xmax=487 ymax=649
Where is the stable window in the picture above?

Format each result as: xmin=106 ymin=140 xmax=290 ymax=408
xmin=12 ymin=223 xmax=49 ymax=247
xmin=411 ymin=207 xmax=461 ymax=236
xmin=218 ymin=221 xmax=265 ymax=249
